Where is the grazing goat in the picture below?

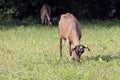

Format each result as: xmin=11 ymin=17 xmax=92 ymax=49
xmin=40 ymin=4 xmax=52 ymax=25
xmin=58 ymin=13 xmax=90 ymax=62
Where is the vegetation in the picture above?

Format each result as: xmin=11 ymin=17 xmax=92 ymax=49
xmin=0 ymin=20 xmax=120 ymax=80
xmin=0 ymin=0 xmax=120 ymax=20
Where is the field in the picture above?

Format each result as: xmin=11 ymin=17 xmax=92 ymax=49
xmin=0 ymin=20 xmax=120 ymax=80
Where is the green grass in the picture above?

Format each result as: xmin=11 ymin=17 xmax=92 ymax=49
xmin=0 ymin=20 xmax=120 ymax=80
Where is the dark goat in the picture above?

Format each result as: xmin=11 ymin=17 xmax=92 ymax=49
xmin=40 ymin=4 xmax=52 ymax=25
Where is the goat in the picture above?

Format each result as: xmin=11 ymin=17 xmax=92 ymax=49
xmin=58 ymin=13 xmax=90 ymax=62
xmin=40 ymin=4 xmax=52 ymax=25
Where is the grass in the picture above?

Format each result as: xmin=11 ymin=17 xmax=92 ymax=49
xmin=0 ymin=20 xmax=120 ymax=80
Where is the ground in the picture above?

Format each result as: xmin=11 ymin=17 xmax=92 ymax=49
xmin=0 ymin=20 xmax=120 ymax=80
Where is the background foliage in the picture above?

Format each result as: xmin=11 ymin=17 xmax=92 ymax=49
xmin=0 ymin=0 xmax=120 ymax=21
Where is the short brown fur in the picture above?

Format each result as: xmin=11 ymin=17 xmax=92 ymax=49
xmin=58 ymin=13 xmax=90 ymax=62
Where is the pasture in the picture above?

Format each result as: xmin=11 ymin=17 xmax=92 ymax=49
xmin=0 ymin=20 xmax=120 ymax=80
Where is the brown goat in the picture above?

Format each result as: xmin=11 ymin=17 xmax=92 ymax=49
xmin=40 ymin=4 xmax=52 ymax=25
xmin=58 ymin=13 xmax=90 ymax=62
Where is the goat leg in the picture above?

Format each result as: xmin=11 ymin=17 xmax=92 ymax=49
xmin=67 ymin=39 xmax=71 ymax=57
xmin=60 ymin=38 xmax=62 ymax=58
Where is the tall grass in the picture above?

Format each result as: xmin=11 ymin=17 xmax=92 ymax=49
xmin=0 ymin=20 xmax=120 ymax=80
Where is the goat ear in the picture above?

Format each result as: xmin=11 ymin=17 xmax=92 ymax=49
xmin=81 ymin=45 xmax=90 ymax=51
xmin=84 ymin=46 xmax=90 ymax=51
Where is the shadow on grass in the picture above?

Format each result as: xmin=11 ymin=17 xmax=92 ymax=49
xmin=82 ymin=52 xmax=120 ymax=62
xmin=0 ymin=19 xmax=39 ymax=30
xmin=80 ymin=19 xmax=120 ymax=29
xmin=0 ymin=20 xmax=58 ymax=30
xmin=0 ymin=19 xmax=120 ymax=30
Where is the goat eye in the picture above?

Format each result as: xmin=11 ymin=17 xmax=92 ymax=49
xmin=81 ymin=50 xmax=84 ymax=53
xmin=76 ymin=49 xmax=80 ymax=53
